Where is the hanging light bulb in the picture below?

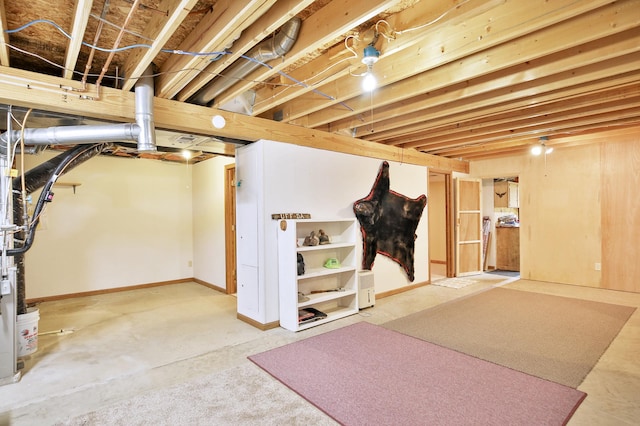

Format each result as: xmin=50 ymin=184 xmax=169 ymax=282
xmin=531 ymin=145 xmax=542 ymax=156
xmin=361 ymin=45 xmax=380 ymax=92
xmin=362 ymin=65 xmax=377 ymax=92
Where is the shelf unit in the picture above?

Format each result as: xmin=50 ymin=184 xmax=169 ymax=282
xmin=277 ymin=219 xmax=359 ymax=331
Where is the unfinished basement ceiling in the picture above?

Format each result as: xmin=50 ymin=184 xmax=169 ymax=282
xmin=1 ymin=0 xmax=639 ymax=161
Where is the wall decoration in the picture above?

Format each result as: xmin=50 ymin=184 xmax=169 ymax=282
xmin=353 ymin=161 xmax=427 ymax=281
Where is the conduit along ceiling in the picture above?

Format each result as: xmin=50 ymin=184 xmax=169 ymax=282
xmin=0 ymin=0 xmax=639 ymax=163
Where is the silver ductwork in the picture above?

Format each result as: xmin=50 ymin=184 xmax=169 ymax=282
xmin=135 ymin=66 xmax=157 ymax=152
xmin=190 ymin=17 xmax=302 ymax=107
xmin=1 ymin=124 xmax=140 ymax=148
xmin=0 ymin=66 xmax=156 ymax=153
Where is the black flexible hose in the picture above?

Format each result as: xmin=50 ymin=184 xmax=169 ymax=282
xmin=8 ymin=143 xmax=106 ymax=314
xmin=9 ymin=143 xmax=106 ymax=256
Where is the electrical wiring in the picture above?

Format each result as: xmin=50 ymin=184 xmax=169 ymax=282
xmin=4 ymin=17 xmax=352 ymax=109
xmin=5 ymin=19 xmax=159 ymax=54
xmin=382 ymin=0 xmax=473 ymax=36
xmin=253 ymin=35 xmax=360 ymax=110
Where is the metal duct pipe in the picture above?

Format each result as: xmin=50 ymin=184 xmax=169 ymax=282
xmin=190 ymin=17 xmax=302 ymax=107
xmin=0 ymin=124 xmax=140 ymax=148
xmin=0 ymin=67 xmax=156 ymax=153
xmin=135 ymin=65 xmax=156 ymax=152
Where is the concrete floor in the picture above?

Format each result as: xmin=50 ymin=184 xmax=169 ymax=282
xmin=1 ymin=276 xmax=638 ymax=425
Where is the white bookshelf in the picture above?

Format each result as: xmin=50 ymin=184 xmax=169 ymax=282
xmin=276 ymin=219 xmax=359 ymax=331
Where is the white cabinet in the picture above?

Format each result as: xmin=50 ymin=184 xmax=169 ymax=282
xmin=277 ymin=219 xmax=359 ymax=331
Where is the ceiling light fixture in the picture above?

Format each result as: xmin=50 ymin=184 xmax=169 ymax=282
xmin=361 ymin=44 xmax=380 ymax=92
xmin=531 ymin=136 xmax=553 ymax=155
xmin=212 ymin=114 xmax=226 ymax=129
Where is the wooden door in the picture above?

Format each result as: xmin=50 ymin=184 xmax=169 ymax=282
xmin=455 ymin=178 xmax=483 ymax=276
xmin=224 ymin=164 xmax=237 ymax=294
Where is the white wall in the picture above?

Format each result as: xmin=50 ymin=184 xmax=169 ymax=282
xmin=24 ymin=152 xmax=194 ymax=298
xmin=192 ymin=156 xmax=235 ymax=288
xmin=236 ymin=140 xmax=429 ymax=324
xmin=264 ymin=141 xmax=430 ymax=291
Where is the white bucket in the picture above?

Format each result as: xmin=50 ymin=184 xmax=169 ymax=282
xmin=17 ymin=308 xmax=39 ymax=357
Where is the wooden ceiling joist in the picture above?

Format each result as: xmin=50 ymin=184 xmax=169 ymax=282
xmin=120 ymin=0 xmax=199 ymax=91
xmin=210 ymin=0 xmax=400 ymax=108
xmin=284 ymin=0 xmax=624 ymax=128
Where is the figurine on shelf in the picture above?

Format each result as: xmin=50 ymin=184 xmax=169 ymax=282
xmin=303 ymin=231 xmax=320 ymax=246
xmin=318 ymin=229 xmax=330 ymax=245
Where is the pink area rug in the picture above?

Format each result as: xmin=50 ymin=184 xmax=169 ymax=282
xmin=249 ymin=322 xmax=586 ymax=426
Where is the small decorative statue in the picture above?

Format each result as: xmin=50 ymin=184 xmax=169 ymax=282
xmin=318 ymin=229 xmax=330 ymax=245
xmin=303 ymin=231 xmax=320 ymax=246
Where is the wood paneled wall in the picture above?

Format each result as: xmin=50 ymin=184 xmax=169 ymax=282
xmin=601 ymin=137 xmax=640 ymax=292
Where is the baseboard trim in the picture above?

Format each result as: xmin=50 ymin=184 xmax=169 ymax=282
xmin=376 ymin=280 xmax=429 ymax=299
xmin=237 ymin=313 xmax=280 ymax=331
xmin=26 ymin=278 xmax=195 ymax=305
xmin=192 ymin=278 xmax=226 ymax=294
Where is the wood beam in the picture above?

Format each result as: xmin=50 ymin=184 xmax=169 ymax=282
xmin=252 ymin=0 xmax=503 ymax=117
xmin=0 ymin=0 xmax=9 ymax=66
xmin=156 ymin=0 xmax=276 ymax=99
xmin=285 ymin=0 xmax=632 ymax=127
xmin=391 ymin=55 xmax=640 ymax=148
xmin=336 ymin=29 xmax=640 ymax=138
xmin=175 ymin=0 xmax=315 ymax=102
xmin=387 ymin=83 xmax=640 ymax=147
xmin=427 ymin=112 xmax=640 ymax=156
xmin=63 ymin=0 xmax=93 ymax=79
xmin=120 ymin=0 xmax=199 ymax=91
xmin=211 ymin=0 xmax=400 ymax=108
xmin=443 ymin=124 xmax=640 ymax=160
xmin=381 ymin=81 xmax=640 ymax=147
xmin=0 ymin=66 xmax=468 ymax=173
xmin=414 ymin=98 xmax=640 ymax=152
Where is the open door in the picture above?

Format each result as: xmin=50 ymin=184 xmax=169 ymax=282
xmin=428 ymin=172 xmax=454 ymax=281
xmin=455 ymin=178 xmax=483 ymax=276
xmin=224 ymin=164 xmax=237 ymax=294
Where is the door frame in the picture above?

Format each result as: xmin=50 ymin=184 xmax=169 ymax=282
xmin=428 ymin=171 xmax=455 ymax=280
xmin=224 ymin=164 xmax=237 ymax=294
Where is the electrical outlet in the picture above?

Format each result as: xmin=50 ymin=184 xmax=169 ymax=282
xmin=594 ymin=263 xmax=601 ymax=271
xmin=188 ymin=260 xmax=193 ymax=267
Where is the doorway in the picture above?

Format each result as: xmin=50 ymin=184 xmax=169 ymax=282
xmin=428 ymin=172 xmax=453 ymax=282
xmin=482 ymin=176 xmax=520 ymax=277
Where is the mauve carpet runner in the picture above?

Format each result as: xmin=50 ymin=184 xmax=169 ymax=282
xmin=383 ymin=287 xmax=636 ymax=388
xmin=249 ymin=322 xmax=586 ymax=426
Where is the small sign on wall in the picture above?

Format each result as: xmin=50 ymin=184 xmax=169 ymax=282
xmin=271 ymin=213 xmax=311 ymax=220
